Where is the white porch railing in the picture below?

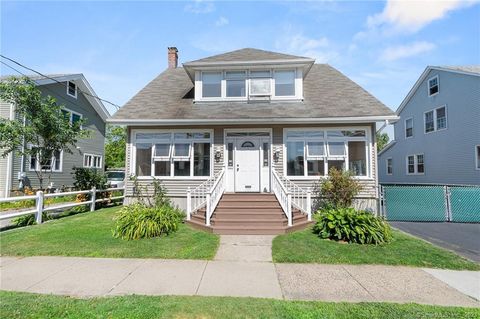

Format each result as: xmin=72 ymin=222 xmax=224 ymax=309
xmin=272 ymin=169 xmax=312 ymax=226
xmin=0 ymin=187 xmax=125 ymax=224
xmin=272 ymin=170 xmax=292 ymax=226
xmin=186 ymin=168 xmax=226 ymax=226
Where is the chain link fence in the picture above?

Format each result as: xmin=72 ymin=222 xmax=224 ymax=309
xmin=380 ymin=184 xmax=480 ymax=223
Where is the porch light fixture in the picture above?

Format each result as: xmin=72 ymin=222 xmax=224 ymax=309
xmin=215 ymin=150 xmax=222 ymax=163
xmin=273 ymin=150 xmax=280 ymax=163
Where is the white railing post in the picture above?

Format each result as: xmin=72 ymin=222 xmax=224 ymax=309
xmin=186 ymin=188 xmax=191 ymax=221
xmin=206 ymin=193 xmax=211 ymax=226
xmin=35 ymin=191 xmax=44 ymax=224
xmin=90 ymin=187 xmax=96 ymax=212
xmin=287 ymin=193 xmax=292 ymax=226
xmin=306 ymin=192 xmax=312 ymax=221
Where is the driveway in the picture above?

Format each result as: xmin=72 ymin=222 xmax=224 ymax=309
xmin=390 ymin=222 xmax=480 ymax=262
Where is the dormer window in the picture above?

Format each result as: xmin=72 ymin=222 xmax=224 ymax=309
xmin=67 ymin=81 xmax=77 ymax=98
xmin=225 ymin=71 xmax=246 ymax=97
xmin=202 ymin=72 xmax=222 ymax=97
xmin=428 ymin=75 xmax=439 ymax=96
xmin=250 ymin=70 xmax=271 ymax=96
xmin=274 ymin=70 xmax=295 ymax=96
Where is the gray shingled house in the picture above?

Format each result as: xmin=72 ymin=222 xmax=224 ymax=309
xmin=109 ymin=48 xmax=397 ymax=234
xmin=0 ymin=74 xmax=110 ymax=197
xmin=378 ymin=66 xmax=480 ymax=186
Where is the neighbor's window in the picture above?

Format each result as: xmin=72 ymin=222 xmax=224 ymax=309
xmin=476 ymin=145 xmax=480 ymax=170
xmin=425 ymin=106 xmax=447 ymax=133
xmin=428 ymin=76 xmax=439 ymax=96
xmin=386 ymin=158 xmax=393 ymax=175
xmin=274 ymin=70 xmax=295 ymax=96
xmin=225 ymin=71 xmax=246 ymax=97
xmin=67 ymin=81 xmax=77 ymax=98
xmin=135 ymin=131 xmax=211 ymax=178
xmin=61 ymin=109 xmax=82 ymax=127
xmin=405 ymin=118 xmax=413 ymax=138
xmin=83 ymin=154 xmax=102 ymax=169
xmin=407 ymin=154 xmax=424 ymax=175
xmin=285 ymin=129 xmax=369 ymax=177
xmin=29 ymin=147 xmax=62 ymax=172
xmin=202 ymin=72 xmax=222 ymax=98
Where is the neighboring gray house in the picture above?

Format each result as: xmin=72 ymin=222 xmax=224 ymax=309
xmin=378 ymin=66 xmax=480 ymax=186
xmin=0 ymin=74 xmax=110 ymax=197
xmin=109 ymin=48 xmax=397 ymax=234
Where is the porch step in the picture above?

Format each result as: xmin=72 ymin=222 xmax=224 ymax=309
xmin=212 ymin=225 xmax=288 ymax=235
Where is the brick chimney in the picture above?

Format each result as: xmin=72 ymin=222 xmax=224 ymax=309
xmin=168 ymin=47 xmax=178 ymax=69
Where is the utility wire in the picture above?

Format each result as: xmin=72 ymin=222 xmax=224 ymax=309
xmin=1 ymin=54 xmax=121 ymax=110
xmin=1 ymin=60 xmax=111 ymax=118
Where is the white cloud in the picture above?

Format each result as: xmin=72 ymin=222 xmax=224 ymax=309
xmin=275 ymin=29 xmax=336 ymax=62
xmin=367 ymin=0 xmax=477 ymax=33
xmin=215 ymin=16 xmax=229 ymax=27
xmin=380 ymin=41 xmax=436 ymax=61
xmin=184 ymin=0 xmax=215 ymax=14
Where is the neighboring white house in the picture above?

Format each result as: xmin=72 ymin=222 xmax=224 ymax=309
xmin=109 ymin=48 xmax=397 ymax=234
xmin=378 ymin=66 xmax=480 ymax=186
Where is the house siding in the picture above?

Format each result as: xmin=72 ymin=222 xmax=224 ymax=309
xmin=379 ymin=69 xmax=480 ymax=185
xmin=125 ymin=123 xmax=378 ymax=211
xmin=0 ymin=101 xmax=12 ymax=197
xmin=7 ymin=82 xmax=107 ymax=192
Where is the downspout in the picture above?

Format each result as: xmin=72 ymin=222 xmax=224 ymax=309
xmin=19 ymin=114 xmax=26 ymax=189
xmin=4 ymin=103 xmax=15 ymax=197
xmin=376 ymin=119 xmax=389 ymax=134
xmin=374 ymin=119 xmax=389 ymax=215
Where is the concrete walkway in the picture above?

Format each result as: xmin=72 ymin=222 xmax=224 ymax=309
xmin=1 ymin=235 xmax=479 ymax=307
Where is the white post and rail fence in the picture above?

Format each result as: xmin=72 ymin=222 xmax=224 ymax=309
xmin=0 ymin=187 xmax=125 ymax=224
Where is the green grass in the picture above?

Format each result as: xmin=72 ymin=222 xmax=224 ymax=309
xmin=0 ymin=206 xmax=219 ymax=260
xmin=0 ymin=194 xmax=77 ymax=212
xmin=1 ymin=291 xmax=479 ymax=319
xmin=273 ymin=227 xmax=480 ymax=270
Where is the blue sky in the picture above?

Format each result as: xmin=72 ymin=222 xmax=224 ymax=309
xmin=1 ymin=0 xmax=479 ymax=137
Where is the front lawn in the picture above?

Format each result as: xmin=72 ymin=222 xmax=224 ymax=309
xmin=1 ymin=291 xmax=478 ymax=319
xmin=0 ymin=206 xmax=219 ymax=260
xmin=273 ymin=227 xmax=480 ymax=270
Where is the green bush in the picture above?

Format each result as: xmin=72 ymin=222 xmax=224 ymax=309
xmin=113 ymin=203 xmax=184 ymax=240
xmin=313 ymin=207 xmax=392 ymax=245
xmin=72 ymin=167 xmax=108 ymax=191
xmin=12 ymin=212 xmax=50 ymax=227
xmin=314 ymin=168 xmax=362 ymax=209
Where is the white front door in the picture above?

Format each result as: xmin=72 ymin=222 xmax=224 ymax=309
xmin=234 ymin=138 xmax=260 ymax=192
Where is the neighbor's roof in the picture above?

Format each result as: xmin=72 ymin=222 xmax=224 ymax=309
xmin=438 ymin=65 xmax=480 ymax=75
xmin=110 ymin=64 xmax=396 ymax=125
xmin=0 ymin=73 xmax=110 ymax=121
xmin=184 ymin=48 xmax=313 ymax=65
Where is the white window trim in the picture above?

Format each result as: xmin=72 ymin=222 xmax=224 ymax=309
xmin=405 ymin=117 xmax=413 ymax=139
xmin=406 ymin=154 xmax=425 ymax=175
xmin=475 ymin=145 xmax=480 ymax=170
xmin=28 ymin=146 xmax=63 ymax=173
xmin=424 ymin=105 xmax=447 ymax=134
xmin=62 ymin=107 xmax=83 ymax=129
xmin=83 ymin=153 xmax=102 ymax=169
xmin=386 ymin=157 xmax=393 ymax=175
xmin=131 ymin=129 xmax=214 ymax=180
xmin=67 ymin=81 xmax=78 ymax=99
xmin=283 ymin=126 xmax=372 ymax=180
xmin=196 ymin=68 xmax=303 ymax=102
xmin=427 ymin=75 xmax=439 ymax=97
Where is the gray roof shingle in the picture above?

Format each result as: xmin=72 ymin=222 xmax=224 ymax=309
xmin=438 ymin=65 xmax=480 ymax=75
xmin=184 ymin=48 xmax=312 ymax=64
xmin=111 ymin=64 xmax=394 ymax=122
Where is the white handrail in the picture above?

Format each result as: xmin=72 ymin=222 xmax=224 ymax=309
xmin=186 ymin=169 xmax=226 ymax=224
xmin=272 ymin=170 xmax=292 ymax=226
xmin=279 ymin=173 xmax=312 ymax=221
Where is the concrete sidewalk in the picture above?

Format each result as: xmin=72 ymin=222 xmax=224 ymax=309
xmin=1 ymin=236 xmax=479 ymax=307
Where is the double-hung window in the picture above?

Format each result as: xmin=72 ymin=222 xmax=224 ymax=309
xmin=83 ymin=154 xmax=102 ymax=168
xmin=202 ymin=72 xmax=222 ymax=98
xmin=67 ymin=81 xmax=77 ymax=98
xmin=405 ymin=118 xmax=413 ymax=138
xmin=61 ymin=108 xmax=82 ymax=128
xmin=134 ymin=131 xmax=211 ymax=178
xmin=29 ymin=146 xmax=62 ymax=172
xmin=386 ymin=158 xmax=393 ymax=175
xmin=285 ymin=129 xmax=369 ymax=177
xmin=225 ymin=71 xmax=246 ymax=97
xmin=476 ymin=145 xmax=480 ymax=170
xmin=406 ymin=154 xmax=424 ymax=175
xmin=428 ymin=76 xmax=439 ymax=96
xmin=424 ymin=106 xmax=447 ymax=133
xmin=274 ymin=70 xmax=295 ymax=96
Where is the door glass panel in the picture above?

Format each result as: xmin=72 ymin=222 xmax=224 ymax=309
xmin=227 ymin=143 xmax=233 ymax=167
xmin=263 ymin=143 xmax=269 ymax=167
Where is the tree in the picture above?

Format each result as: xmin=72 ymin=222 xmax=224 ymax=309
xmin=105 ymin=125 xmax=126 ymax=169
xmin=0 ymin=76 xmax=89 ymax=190
xmin=376 ymin=132 xmax=389 ymax=152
